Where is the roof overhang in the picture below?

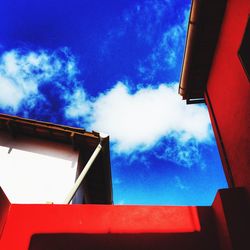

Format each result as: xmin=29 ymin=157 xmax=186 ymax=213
xmin=179 ymin=0 xmax=227 ymax=104
xmin=0 ymin=113 xmax=113 ymax=204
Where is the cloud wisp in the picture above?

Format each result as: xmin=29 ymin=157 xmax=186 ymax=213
xmin=138 ymin=8 xmax=189 ymax=80
xmin=100 ymin=0 xmax=190 ymax=82
xmin=0 ymin=47 xmax=79 ymax=114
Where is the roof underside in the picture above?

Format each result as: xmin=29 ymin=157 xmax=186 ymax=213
xmin=179 ymin=0 xmax=227 ymax=104
xmin=0 ymin=113 xmax=113 ymax=204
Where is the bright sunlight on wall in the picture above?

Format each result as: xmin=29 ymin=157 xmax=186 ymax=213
xmin=0 ymin=132 xmax=78 ymax=204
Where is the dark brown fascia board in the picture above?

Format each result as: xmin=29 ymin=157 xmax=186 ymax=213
xmin=0 ymin=113 xmax=92 ymax=137
xmin=179 ymin=0 xmax=227 ymax=103
xmin=0 ymin=113 xmax=113 ymax=204
xmin=0 ymin=113 xmax=101 ymax=148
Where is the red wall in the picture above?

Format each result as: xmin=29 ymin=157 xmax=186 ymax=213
xmin=0 ymin=203 xmax=202 ymax=250
xmin=212 ymin=188 xmax=249 ymax=250
xmin=0 ymin=188 xmax=220 ymax=250
xmin=206 ymin=0 xmax=250 ymax=200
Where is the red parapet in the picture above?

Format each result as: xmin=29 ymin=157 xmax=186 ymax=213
xmin=0 ymin=188 xmax=202 ymax=250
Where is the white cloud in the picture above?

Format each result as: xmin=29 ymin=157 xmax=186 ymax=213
xmin=0 ymin=76 xmax=25 ymax=111
xmin=81 ymin=82 xmax=212 ymax=154
xmin=0 ymin=46 xmax=212 ymax=168
xmin=63 ymin=81 xmax=211 ymax=167
xmin=0 ymin=48 xmax=79 ymax=112
xmin=64 ymin=87 xmax=91 ymax=118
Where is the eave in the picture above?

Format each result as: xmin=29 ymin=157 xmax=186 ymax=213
xmin=179 ymin=0 xmax=227 ymax=104
xmin=0 ymin=113 xmax=113 ymax=204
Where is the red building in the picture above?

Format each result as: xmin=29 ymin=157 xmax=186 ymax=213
xmin=179 ymin=0 xmax=250 ymax=249
xmin=0 ymin=0 xmax=249 ymax=249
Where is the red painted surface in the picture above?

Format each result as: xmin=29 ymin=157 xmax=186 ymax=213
xmin=212 ymin=188 xmax=249 ymax=250
xmin=0 ymin=187 xmax=222 ymax=250
xmin=0 ymin=204 xmax=201 ymax=249
xmin=206 ymin=0 xmax=250 ymax=198
xmin=28 ymin=209 xmax=218 ymax=250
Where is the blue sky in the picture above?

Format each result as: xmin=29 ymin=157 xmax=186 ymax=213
xmin=0 ymin=0 xmax=228 ymax=205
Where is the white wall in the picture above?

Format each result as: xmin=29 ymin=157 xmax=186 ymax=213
xmin=0 ymin=131 xmax=78 ymax=204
